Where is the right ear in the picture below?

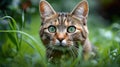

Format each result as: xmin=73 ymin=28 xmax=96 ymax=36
xmin=39 ymin=0 xmax=56 ymax=19
xmin=70 ymin=0 xmax=89 ymax=18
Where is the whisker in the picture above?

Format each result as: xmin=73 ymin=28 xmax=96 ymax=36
xmin=46 ymin=46 xmax=54 ymax=58
xmin=46 ymin=46 xmax=50 ymax=50
xmin=72 ymin=46 xmax=79 ymax=57
xmin=70 ymin=47 xmax=76 ymax=59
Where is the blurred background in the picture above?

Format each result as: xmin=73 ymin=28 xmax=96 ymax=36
xmin=0 ymin=0 xmax=120 ymax=66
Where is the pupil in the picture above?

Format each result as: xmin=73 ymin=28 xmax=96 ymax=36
xmin=71 ymin=28 xmax=73 ymax=31
xmin=70 ymin=27 xmax=74 ymax=32
xmin=51 ymin=27 xmax=54 ymax=31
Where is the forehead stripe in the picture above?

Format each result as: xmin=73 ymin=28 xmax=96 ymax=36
xmin=57 ymin=13 xmax=68 ymax=25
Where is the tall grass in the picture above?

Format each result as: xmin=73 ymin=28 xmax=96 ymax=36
xmin=0 ymin=15 xmax=120 ymax=67
xmin=0 ymin=16 xmax=46 ymax=67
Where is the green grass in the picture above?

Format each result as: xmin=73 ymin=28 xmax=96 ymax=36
xmin=0 ymin=14 xmax=120 ymax=67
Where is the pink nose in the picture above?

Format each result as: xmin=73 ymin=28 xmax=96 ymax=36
xmin=56 ymin=33 xmax=66 ymax=42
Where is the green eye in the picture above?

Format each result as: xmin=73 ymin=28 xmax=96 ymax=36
xmin=67 ymin=26 xmax=76 ymax=33
xmin=48 ymin=25 xmax=56 ymax=33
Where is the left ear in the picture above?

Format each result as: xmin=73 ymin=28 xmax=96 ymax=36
xmin=71 ymin=0 xmax=89 ymax=18
xmin=39 ymin=0 xmax=56 ymax=19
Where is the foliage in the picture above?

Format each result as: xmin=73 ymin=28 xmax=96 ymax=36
xmin=0 ymin=14 xmax=120 ymax=67
xmin=0 ymin=0 xmax=120 ymax=67
xmin=0 ymin=16 xmax=46 ymax=67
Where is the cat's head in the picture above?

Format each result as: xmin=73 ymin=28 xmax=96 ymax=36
xmin=39 ymin=0 xmax=89 ymax=48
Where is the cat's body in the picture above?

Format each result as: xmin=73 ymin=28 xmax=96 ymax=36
xmin=39 ymin=0 xmax=95 ymax=62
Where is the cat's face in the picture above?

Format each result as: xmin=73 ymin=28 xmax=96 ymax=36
xmin=39 ymin=0 xmax=89 ymax=49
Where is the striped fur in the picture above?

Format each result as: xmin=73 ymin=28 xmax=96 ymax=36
xmin=39 ymin=0 xmax=94 ymax=61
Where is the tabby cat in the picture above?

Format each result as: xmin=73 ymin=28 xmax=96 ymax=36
xmin=39 ymin=0 xmax=95 ymax=62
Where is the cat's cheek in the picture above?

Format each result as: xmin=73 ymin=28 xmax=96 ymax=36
xmin=63 ymin=40 xmax=74 ymax=47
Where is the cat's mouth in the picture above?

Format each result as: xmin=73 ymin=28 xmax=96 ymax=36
xmin=53 ymin=43 xmax=70 ymax=51
xmin=48 ymin=42 xmax=78 ymax=58
xmin=47 ymin=39 xmax=76 ymax=51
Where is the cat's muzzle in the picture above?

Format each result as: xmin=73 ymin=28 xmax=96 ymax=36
xmin=55 ymin=39 xmax=67 ymax=47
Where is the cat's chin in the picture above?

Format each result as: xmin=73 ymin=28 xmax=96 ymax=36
xmin=49 ymin=45 xmax=74 ymax=52
xmin=50 ymin=45 xmax=71 ymax=52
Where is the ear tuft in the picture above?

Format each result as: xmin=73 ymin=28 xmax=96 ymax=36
xmin=71 ymin=0 xmax=89 ymax=18
xmin=39 ymin=1 xmax=56 ymax=18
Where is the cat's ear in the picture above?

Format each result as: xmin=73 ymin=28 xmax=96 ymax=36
xmin=71 ymin=0 xmax=89 ymax=18
xmin=39 ymin=0 xmax=56 ymax=18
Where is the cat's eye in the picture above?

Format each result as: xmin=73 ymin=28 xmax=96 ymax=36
xmin=48 ymin=25 xmax=56 ymax=33
xmin=67 ymin=26 xmax=76 ymax=33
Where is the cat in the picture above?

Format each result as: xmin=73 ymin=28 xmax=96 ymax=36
xmin=39 ymin=0 xmax=95 ymax=62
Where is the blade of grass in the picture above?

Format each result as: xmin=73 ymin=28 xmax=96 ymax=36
xmin=0 ymin=16 xmax=18 ymax=30
xmin=0 ymin=30 xmax=45 ymax=59
xmin=18 ymin=11 xmax=25 ymax=53
xmin=0 ymin=16 xmax=20 ymax=51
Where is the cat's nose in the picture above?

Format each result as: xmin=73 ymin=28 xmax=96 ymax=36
xmin=59 ymin=38 xmax=64 ymax=43
xmin=56 ymin=33 xmax=66 ymax=42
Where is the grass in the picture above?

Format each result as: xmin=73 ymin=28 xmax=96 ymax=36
xmin=0 ymin=14 xmax=120 ymax=67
